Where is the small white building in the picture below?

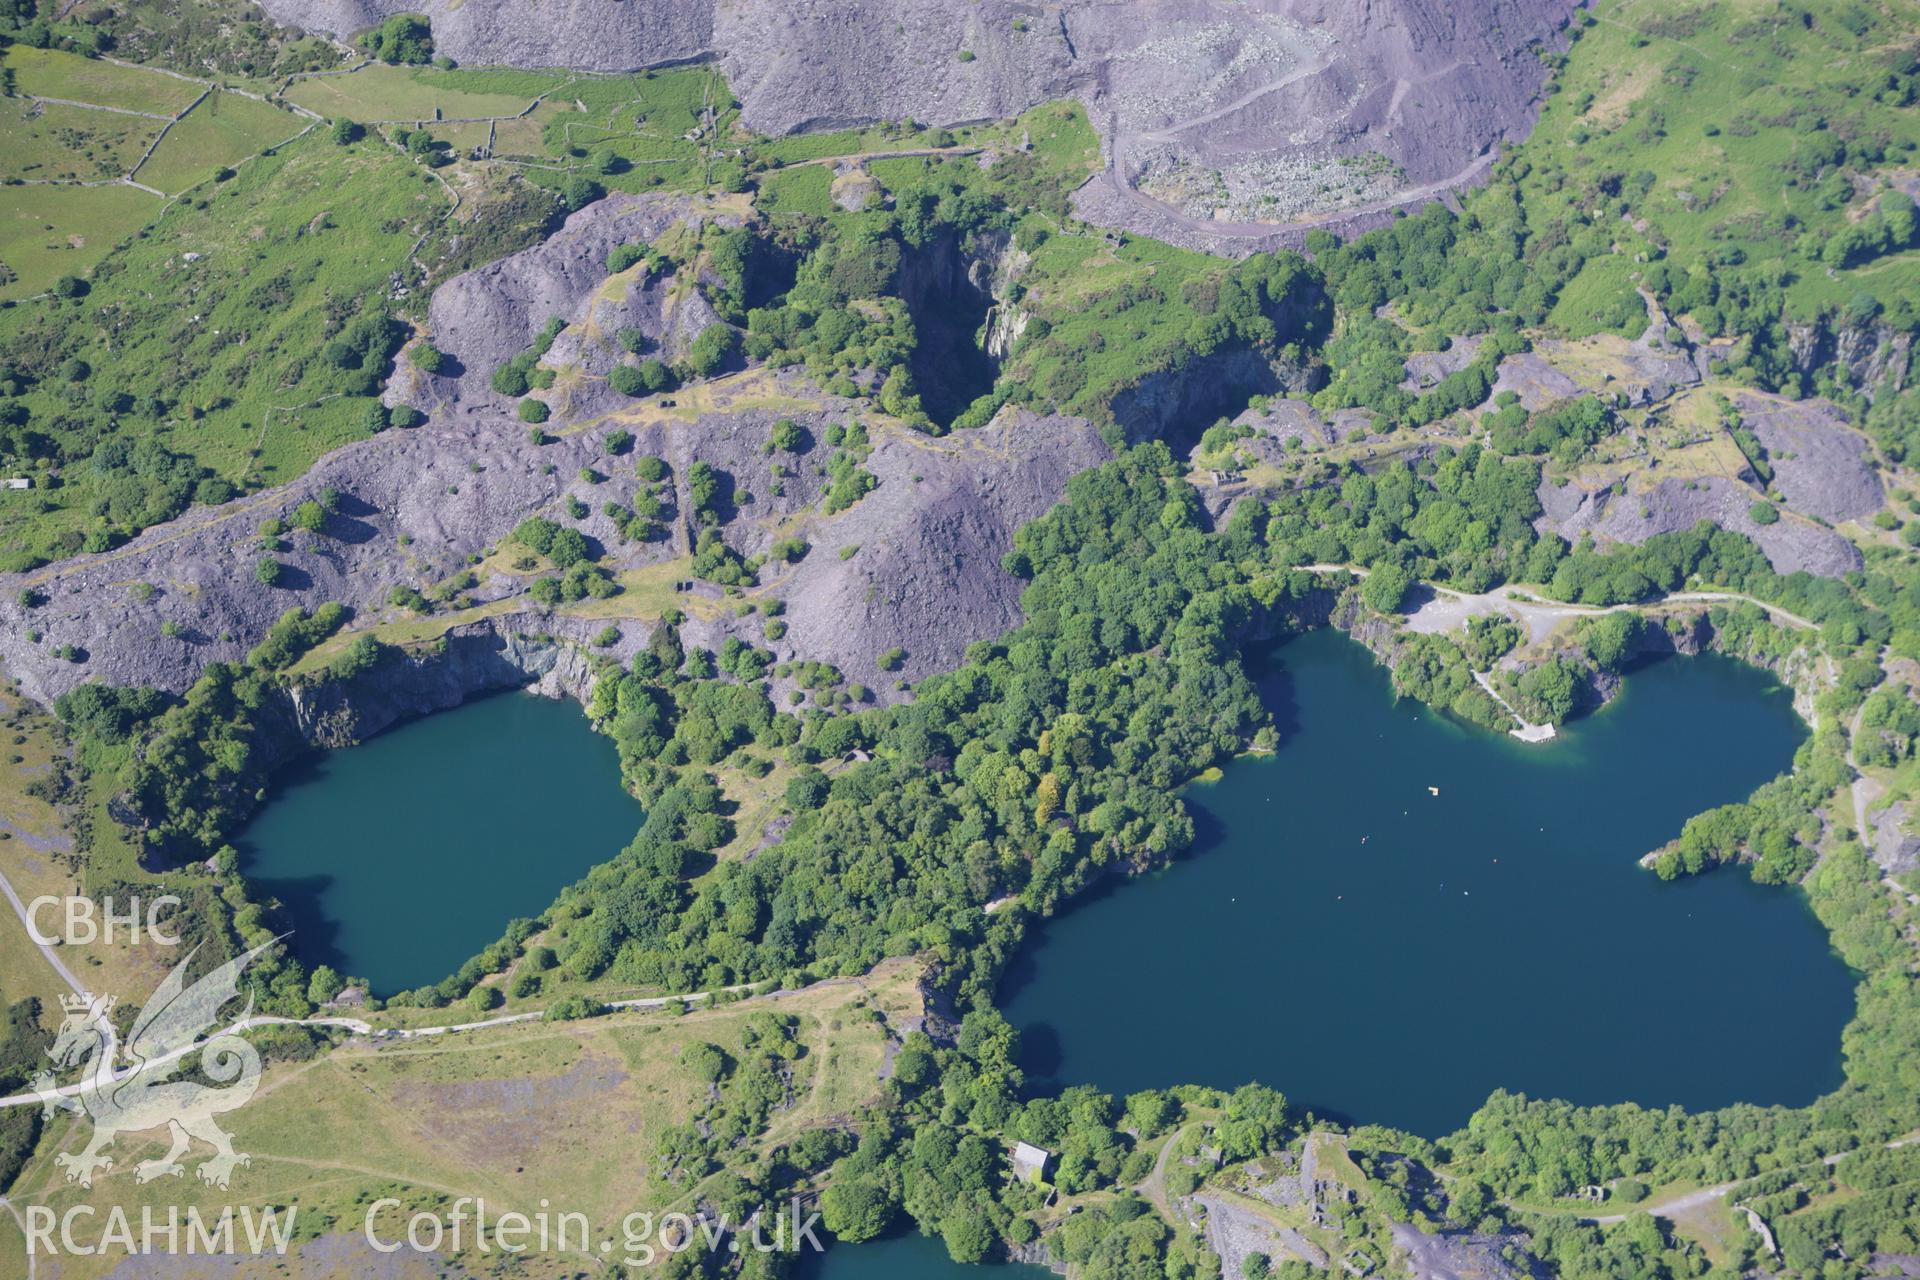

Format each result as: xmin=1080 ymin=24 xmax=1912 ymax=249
xmin=4 ymin=478 xmax=30 ymax=490
xmin=1010 ymin=1142 xmax=1051 ymax=1184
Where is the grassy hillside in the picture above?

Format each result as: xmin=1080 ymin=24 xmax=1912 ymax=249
xmin=0 ymin=964 xmax=917 ymax=1278
xmin=0 ymin=182 xmax=159 ymax=300
xmin=131 ymin=88 xmax=305 ymax=193
xmin=0 ymin=133 xmax=440 ymax=566
xmin=283 ymin=62 xmax=566 ymax=122
xmin=1514 ymin=0 xmax=1920 ymax=326
xmin=0 ymin=96 xmax=164 ymax=183
xmin=2 ymin=43 xmax=203 ymax=113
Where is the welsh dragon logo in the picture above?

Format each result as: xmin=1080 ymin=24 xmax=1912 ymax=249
xmin=30 ymin=940 xmax=274 ymax=1189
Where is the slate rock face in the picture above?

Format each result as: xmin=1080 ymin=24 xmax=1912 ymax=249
xmin=1230 ymin=397 xmax=1372 ymax=451
xmin=258 ymin=0 xmax=1579 ymax=247
xmin=769 ymin=411 xmax=1111 ymax=690
xmin=1871 ymin=803 xmax=1920 ymax=880
xmin=1733 ymin=393 xmax=1884 ymax=526
xmin=1077 ymin=0 xmax=1577 ymax=240
xmin=418 ymin=193 xmax=713 ymax=411
xmin=719 ymin=0 xmax=1083 ymax=135
xmin=1403 ymin=336 xmax=1486 ymax=391
xmin=0 ymin=406 xmax=613 ymax=704
xmin=1489 ymin=352 xmax=1582 ymax=411
xmin=0 ymin=190 xmax=1105 ymax=708
xmin=1535 ymin=474 xmax=1865 ymax=580
xmin=0 ymin=387 xmax=1106 ymax=709
xmin=1786 ymin=314 xmax=1915 ymax=401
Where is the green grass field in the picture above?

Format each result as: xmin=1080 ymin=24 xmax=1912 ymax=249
xmin=2 ymin=44 xmax=204 ymax=115
xmin=423 ymin=118 xmax=492 ymax=152
xmin=0 ymin=96 xmax=165 ymax=182
xmin=757 ymin=163 xmax=834 ymax=217
xmin=278 ymin=65 xmax=733 ymax=197
xmin=568 ymin=69 xmax=712 ymax=146
xmin=284 ymin=62 xmax=565 ymax=122
xmin=0 ymin=181 xmax=161 ymax=300
xmin=518 ymin=69 xmax=724 ymax=195
xmin=863 ymin=98 xmax=1097 ymax=201
xmin=1548 ymin=252 xmax=1651 ymax=340
xmin=759 ymin=123 xmax=918 ymax=165
xmin=131 ymin=89 xmax=305 ymax=193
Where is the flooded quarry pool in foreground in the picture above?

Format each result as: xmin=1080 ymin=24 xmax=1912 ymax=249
xmin=800 ymin=1231 xmax=1051 ymax=1280
xmin=240 ymin=690 xmax=643 ymax=994
xmin=1002 ymin=627 xmax=1856 ymax=1136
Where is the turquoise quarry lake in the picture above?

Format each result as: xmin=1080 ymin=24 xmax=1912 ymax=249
xmin=799 ymin=1231 xmax=1050 ymax=1280
xmin=240 ymin=690 xmax=642 ymax=993
xmin=238 ymin=627 xmax=1855 ymax=1141
xmin=1000 ymin=627 xmax=1856 ymax=1136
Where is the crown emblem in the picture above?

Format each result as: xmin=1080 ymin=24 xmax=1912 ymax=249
xmin=59 ymin=992 xmax=114 ymax=1017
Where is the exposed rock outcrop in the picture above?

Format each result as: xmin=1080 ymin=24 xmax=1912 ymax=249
xmin=1403 ymin=336 xmax=1486 ymax=391
xmin=1489 ymin=351 xmax=1582 ymax=411
xmin=409 ymin=193 xmax=722 ymax=416
xmin=1787 ymin=315 xmax=1914 ymax=399
xmin=1732 ymin=393 xmax=1884 ymax=526
xmin=0 ymin=392 xmax=1104 ymax=707
xmin=1871 ymin=802 xmax=1920 ymax=881
xmin=0 ymin=189 xmax=1107 ymax=708
xmin=1197 ymin=1192 xmax=1326 ymax=1277
xmin=1112 ymin=347 xmax=1308 ymax=448
xmin=721 ymin=0 xmax=1081 ymax=135
xmin=1534 ymin=474 xmax=1864 ymax=579
xmin=1072 ymin=0 xmax=1579 ymax=249
xmin=286 ymin=619 xmax=597 ymax=749
xmin=1389 ymin=1221 xmax=1543 ymax=1280
xmin=771 ymin=410 xmax=1111 ymax=688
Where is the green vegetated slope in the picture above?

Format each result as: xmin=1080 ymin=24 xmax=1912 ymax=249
xmin=30 ymin=0 xmax=343 ymax=80
xmin=755 ymin=162 xmax=835 ymax=218
xmin=1521 ymin=0 xmax=1920 ymax=327
xmin=0 ymin=134 xmax=437 ymax=561
xmin=0 ymin=45 xmax=322 ymax=300
xmin=0 ymin=95 xmax=164 ymax=182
